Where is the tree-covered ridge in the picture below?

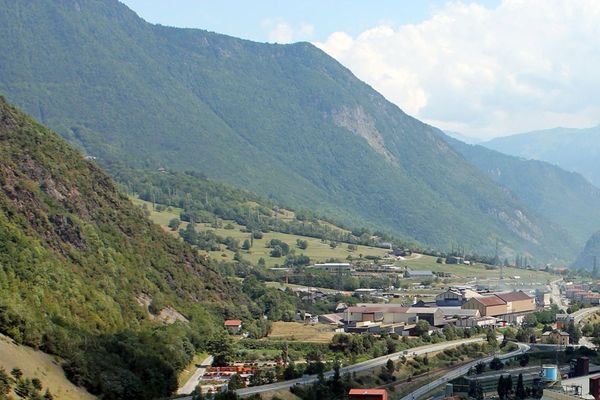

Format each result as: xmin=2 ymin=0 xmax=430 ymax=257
xmin=0 ymin=0 xmax=577 ymax=260
xmin=0 ymin=96 xmax=276 ymax=399
xmin=112 ymin=167 xmax=411 ymax=249
xmin=572 ymin=231 xmax=600 ymax=270
xmin=445 ymin=135 xmax=600 ymax=246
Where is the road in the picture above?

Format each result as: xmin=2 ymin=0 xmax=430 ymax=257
xmin=571 ymin=306 xmax=600 ymax=323
xmin=549 ymin=279 xmax=568 ymax=310
xmin=177 ymin=355 xmax=214 ymax=395
xmin=400 ymin=342 xmax=530 ymax=400
xmin=227 ymin=337 xmax=487 ymax=398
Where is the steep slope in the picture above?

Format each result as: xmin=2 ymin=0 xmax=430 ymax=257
xmin=572 ymin=231 xmax=600 ymax=270
xmin=483 ymin=126 xmax=600 ymax=187
xmin=446 ymin=136 xmax=600 ymax=245
xmin=0 ymin=0 xmax=576 ymax=259
xmin=0 ymin=96 xmax=257 ymax=399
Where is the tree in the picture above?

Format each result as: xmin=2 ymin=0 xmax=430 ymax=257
xmin=31 ymin=378 xmax=42 ymax=391
xmin=519 ymin=354 xmax=530 ymax=367
xmin=414 ymin=320 xmax=431 ymax=337
xmin=522 ymin=313 xmax=538 ymax=328
xmin=490 ymin=357 xmax=504 ymax=371
xmin=43 ymin=389 xmax=54 ymax=400
xmin=475 ymin=362 xmax=485 ymax=374
xmin=11 ymin=368 xmax=23 ymax=380
xmin=0 ymin=368 xmax=11 ymax=395
xmin=486 ymin=328 xmax=498 ymax=348
xmin=168 ymin=218 xmax=180 ymax=230
xmin=242 ymin=239 xmax=251 ymax=251
xmin=208 ymin=334 xmax=234 ymax=366
xmin=515 ymin=373 xmax=526 ymax=400
xmin=386 ymin=359 xmax=395 ymax=375
xmin=296 ymin=239 xmax=308 ymax=250
xmin=566 ymin=321 xmax=582 ymax=344
xmin=228 ymin=374 xmax=245 ymax=390
xmin=497 ymin=375 xmax=506 ymax=399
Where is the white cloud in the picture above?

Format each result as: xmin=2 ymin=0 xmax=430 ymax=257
xmin=315 ymin=0 xmax=600 ymax=138
xmin=262 ymin=19 xmax=315 ymax=44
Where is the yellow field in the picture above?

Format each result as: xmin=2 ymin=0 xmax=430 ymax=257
xmin=0 ymin=335 xmax=95 ymax=400
xmin=268 ymin=322 xmax=337 ymax=343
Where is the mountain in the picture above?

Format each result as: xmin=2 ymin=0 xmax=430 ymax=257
xmin=0 ymin=0 xmax=577 ymax=259
xmin=572 ymin=231 xmax=600 ymax=270
xmin=0 ymin=96 xmax=267 ymax=399
xmin=445 ymin=136 xmax=600 ymax=246
xmin=483 ymin=126 xmax=600 ymax=187
xmin=444 ymin=131 xmax=483 ymax=145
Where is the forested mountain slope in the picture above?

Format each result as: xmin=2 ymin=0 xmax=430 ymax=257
xmin=0 ymin=0 xmax=576 ymax=259
xmin=0 ymin=96 xmax=265 ymax=399
xmin=446 ymin=136 xmax=600 ymax=246
xmin=483 ymin=126 xmax=600 ymax=187
xmin=573 ymin=231 xmax=600 ymax=270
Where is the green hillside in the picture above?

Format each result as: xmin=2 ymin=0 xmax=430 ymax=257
xmin=446 ymin=136 xmax=600 ymax=246
xmin=0 ymin=97 xmax=277 ymax=399
xmin=0 ymin=0 xmax=577 ymax=260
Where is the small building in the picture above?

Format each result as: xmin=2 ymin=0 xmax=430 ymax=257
xmin=404 ymin=270 xmax=434 ymax=279
xmin=224 ymin=319 xmax=242 ymax=334
xmin=556 ymin=314 xmax=574 ymax=329
xmin=349 ymin=389 xmax=388 ymax=400
xmin=541 ymin=330 xmax=570 ymax=346
xmin=446 ymin=256 xmax=465 ymax=265
xmin=318 ymin=313 xmax=344 ymax=326
xmin=313 ymin=263 xmax=353 ymax=272
xmin=455 ymin=316 xmax=497 ymax=328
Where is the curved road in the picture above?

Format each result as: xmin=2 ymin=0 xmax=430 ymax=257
xmin=400 ymin=342 xmax=531 ymax=400
xmin=230 ymin=337 xmax=487 ymax=397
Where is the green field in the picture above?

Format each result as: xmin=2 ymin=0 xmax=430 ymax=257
xmin=131 ymin=197 xmax=389 ymax=267
xmin=399 ymin=254 xmax=556 ymax=285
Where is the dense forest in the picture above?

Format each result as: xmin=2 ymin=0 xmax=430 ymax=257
xmin=0 ymin=97 xmax=307 ymax=399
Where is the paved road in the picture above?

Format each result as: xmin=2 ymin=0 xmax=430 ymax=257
xmin=177 ymin=355 xmax=214 ymax=395
xmin=225 ymin=337 xmax=487 ymax=398
xmin=549 ymin=279 xmax=567 ymax=310
xmin=400 ymin=342 xmax=530 ymax=400
xmin=571 ymin=306 xmax=600 ymax=323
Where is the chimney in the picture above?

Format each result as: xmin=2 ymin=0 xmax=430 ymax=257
xmin=590 ymin=376 xmax=600 ymax=400
xmin=576 ymin=357 xmax=590 ymax=377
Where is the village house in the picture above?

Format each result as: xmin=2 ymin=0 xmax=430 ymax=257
xmin=349 ymin=389 xmax=388 ymax=400
xmin=224 ymin=319 xmax=242 ymax=334
xmin=541 ymin=330 xmax=570 ymax=346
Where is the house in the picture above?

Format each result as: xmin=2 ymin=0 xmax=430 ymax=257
xmin=536 ymin=289 xmax=552 ymax=307
xmin=319 ymin=313 xmax=344 ymax=326
xmin=556 ymin=314 xmax=574 ymax=329
xmin=349 ymin=389 xmax=388 ymax=400
xmin=404 ymin=270 xmax=434 ymax=278
xmin=462 ymin=296 xmax=507 ymax=317
xmin=542 ymin=330 xmax=570 ymax=346
xmin=313 ymin=263 xmax=353 ymax=272
xmin=446 ymin=256 xmax=465 ymax=265
xmin=345 ymin=304 xmax=445 ymax=327
xmin=224 ymin=319 xmax=242 ymax=334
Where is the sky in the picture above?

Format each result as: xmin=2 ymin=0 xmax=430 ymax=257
xmin=120 ymin=0 xmax=600 ymax=139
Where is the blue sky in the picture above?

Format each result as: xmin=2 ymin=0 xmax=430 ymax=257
xmin=119 ymin=1 xmax=600 ymax=138
xmin=120 ymin=0 xmax=500 ymax=43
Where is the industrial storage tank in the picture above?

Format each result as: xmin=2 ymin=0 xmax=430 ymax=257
xmin=542 ymin=364 xmax=559 ymax=381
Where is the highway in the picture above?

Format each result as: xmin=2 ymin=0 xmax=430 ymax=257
xmin=227 ymin=337 xmax=487 ymax=398
xmin=400 ymin=342 xmax=531 ymax=400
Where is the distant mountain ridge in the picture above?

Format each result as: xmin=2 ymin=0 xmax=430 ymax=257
xmin=483 ymin=126 xmax=600 ymax=187
xmin=0 ymin=0 xmax=579 ymax=260
xmin=573 ymin=231 xmax=600 ymax=270
xmin=445 ymin=136 xmax=600 ymax=247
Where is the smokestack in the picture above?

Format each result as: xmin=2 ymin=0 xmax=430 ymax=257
xmin=590 ymin=376 xmax=600 ymax=400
